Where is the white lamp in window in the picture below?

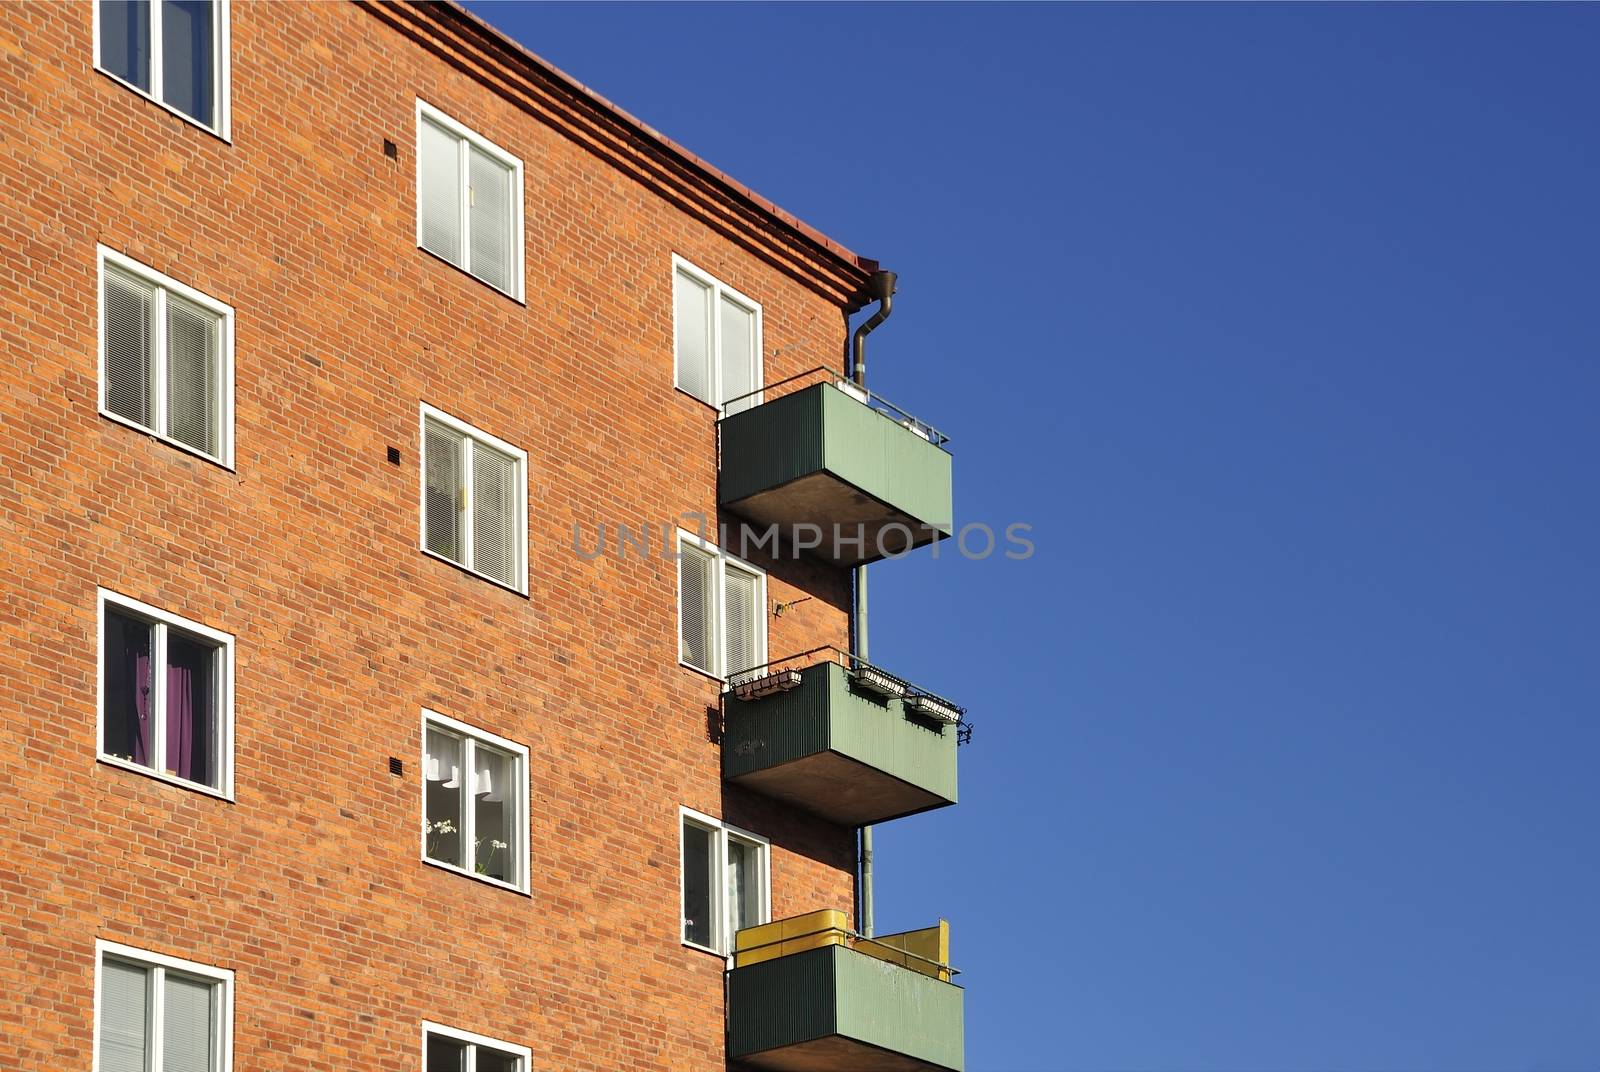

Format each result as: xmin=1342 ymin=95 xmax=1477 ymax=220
xmin=426 ymin=732 xmax=461 ymax=788
xmin=474 ymin=752 xmax=504 ymax=802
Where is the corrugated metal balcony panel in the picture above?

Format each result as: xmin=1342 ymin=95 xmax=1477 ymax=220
xmin=722 ymin=663 xmax=958 ymax=827
xmin=719 ymin=384 xmax=953 ymax=566
xmin=727 ymin=945 xmax=965 ymax=1072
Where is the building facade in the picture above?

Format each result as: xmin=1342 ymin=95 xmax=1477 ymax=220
xmin=0 ymin=2 xmax=963 ymax=1069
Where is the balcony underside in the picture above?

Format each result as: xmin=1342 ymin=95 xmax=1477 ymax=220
xmin=729 ymin=749 xmax=952 ymax=828
xmin=721 ymin=472 xmax=935 ymax=567
xmin=735 ymin=1035 xmax=953 ymax=1072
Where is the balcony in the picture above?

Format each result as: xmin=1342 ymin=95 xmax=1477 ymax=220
xmin=727 ymin=910 xmax=964 ymax=1072
xmin=722 ymin=649 xmax=961 ymax=828
xmin=718 ymin=371 xmax=953 ymax=567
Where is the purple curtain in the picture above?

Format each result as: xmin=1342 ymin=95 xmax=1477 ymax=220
xmin=166 ymin=662 xmax=194 ymax=781
xmin=131 ymin=653 xmax=152 ymax=767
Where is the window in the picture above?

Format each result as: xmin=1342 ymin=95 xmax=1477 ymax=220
xmin=95 ymin=940 xmax=233 ymax=1072
xmin=420 ymin=404 xmax=528 ymax=593
xmin=98 ymin=247 xmax=234 ymax=467
xmin=95 ymin=0 xmax=230 ymax=136
xmin=423 ymin=1022 xmax=531 ymax=1072
xmin=673 ymin=257 xmax=762 ymax=414
xmin=677 ymin=530 xmax=766 ymax=680
xmin=98 ymin=589 xmax=233 ymax=798
xmin=416 ymin=100 xmax=524 ymax=300
xmin=680 ymin=808 xmax=769 ymax=957
xmin=422 ymin=710 xmax=529 ymax=894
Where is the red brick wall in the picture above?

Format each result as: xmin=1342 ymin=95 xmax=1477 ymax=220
xmin=0 ymin=2 xmax=858 ymax=1068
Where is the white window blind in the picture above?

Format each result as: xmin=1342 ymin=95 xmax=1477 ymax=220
xmin=421 ymin=407 xmax=527 ymax=593
xmin=99 ymin=958 xmax=150 ymax=1072
xmin=672 ymin=259 xmax=762 ymax=413
xmin=162 ymin=973 xmax=216 ymax=1072
xmin=417 ymin=102 xmax=523 ymax=299
xmin=99 ymin=250 xmax=232 ymax=465
xmin=166 ymin=294 xmax=220 ymax=457
xmin=96 ymin=944 xmax=230 ymax=1072
xmin=719 ymin=295 xmax=758 ymax=416
xmin=418 ymin=117 xmax=462 ymax=264
xmin=723 ymin=565 xmax=759 ymax=679
xmin=677 ymin=533 xmax=766 ymax=680
xmin=678 ymin=541 xmax=716 ymax=674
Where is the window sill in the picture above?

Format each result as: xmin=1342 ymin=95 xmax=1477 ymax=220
xmin=678 ymin=659 xmax=728 ymax=686
xmin=100 ymin=409 xmax=235 ymax=472
xmin=422 ymin=855 xmax=531 ymax=897
xmin=98 ymin=754 xmax=234 ymax=802
xmin=416 ymin=245 xmax=526 ymax=306
xmin=420 ymin=547 xmax=530 ymax=599
xmin=95 ymin=66 xmax=230 ymax=143
xmin=682 ymin=940 xmax=734 ymax=965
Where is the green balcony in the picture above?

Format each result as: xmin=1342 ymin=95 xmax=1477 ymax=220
xmin=719 ymin=377 xmax=953 ymax=567
xmin=728 ymin=911 xmax=964 ymax=1072
xmin=722 ymin=650 xmax=960 ymax=828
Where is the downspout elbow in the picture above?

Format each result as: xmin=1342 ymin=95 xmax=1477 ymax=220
xmin=851 ymin=270 xmax=897 ymax=387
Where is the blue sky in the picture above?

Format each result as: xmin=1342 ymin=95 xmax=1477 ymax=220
xmin=470 ymin=4 xmax=1600 ymax=1069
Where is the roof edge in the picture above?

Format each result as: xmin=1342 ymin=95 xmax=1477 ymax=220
xmin=359 ymin=1 xmax=881 ymax=309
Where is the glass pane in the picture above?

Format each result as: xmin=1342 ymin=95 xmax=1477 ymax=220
xmin=165 ymin=296 xmax=221 ymax=457
xmin=423 ymin=420 xmax=464 ymax=563
xmin=719 ymin=296 xmax=757 ymax=414
xmin=419 ymin=120 xmax=463 ymax=265
xmin=477 ymin=1046 xmax=522 ymax=1072
xmin=161 ymin=973 xmax=215 ymax=1072
xmin=160 ymin=0 xmax=214 ymax=127
xmin=104 ymin=269 xmax=154 ymax=428
xmin=99 ymin=0 xmax=151 ymax=92
xmin=468 ymin=146 xmax=514 ymax=292
xmin=677 ymin=545 xmax=714 ymax=673
xmin=165 ymin=633 xmax=217 ymax=788
xmin=99 ymin=958 xmax=150 ymax=1072
xmin=723 ymin=567 xmax=758 ymax=681
xmin=470 ymin=443 xmax=518 ymax=587
xmin=673 ymin=270 xmax=711 ymax=404
xmin=682 ymin=820 xmax=714 ymax=949
xmin=727 ymin=837 xmax=763 ymax=936
xmin=103 ymin=610 xmax=154 ymax=769
xmin=473 ymin=743 xmax=516 ymax=884
xmin=424 ymin=1036 xmax=467 ymax=1072
xmin=424 ymin=727 xmax=465 ymax=868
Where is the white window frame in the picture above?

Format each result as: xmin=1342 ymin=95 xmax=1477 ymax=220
xmin=97 ymin=246 xmax=236 ymax=469
xmin=676 ymin=528 xmax=767 ymax=681
xmin=96 ymin=588 xmax=235 ymax=801
xmin=418 ymin=403 xmax=530 ymax=595
xmin=421 ymin=1020 xmax=532 ymax=1071
xmin=671 ymin=255 xmax=763 ymax=414
xmin=93 ymin=939 xmax=234 ymax=1072
xmin=678 ymin=806 xmax=771 ymax=960
xmin=415 ymin=99 xmax=526 ymax=302
xmin=92 ymin=0 xmax=232 ymax=140
xmin=419 ymin=709 xmax=531 ymax=896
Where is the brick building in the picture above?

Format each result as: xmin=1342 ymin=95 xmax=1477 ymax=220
xmin=0 ymin=2 xmax=963 ymax=1069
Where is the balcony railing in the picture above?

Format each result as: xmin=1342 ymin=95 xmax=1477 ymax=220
xmin=721 ymin=366 xmax=952 ymax=449
xmin=727 ymin=910 xmax=965 ymax=1071
xmin=733 ymin=909 xmax=956 ymax=983
xmin=721 ymin=648 xmax=963 ymax=827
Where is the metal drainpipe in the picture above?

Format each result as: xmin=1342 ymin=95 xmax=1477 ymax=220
xmin=851 ymin=270 xmax=895 ymax=938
